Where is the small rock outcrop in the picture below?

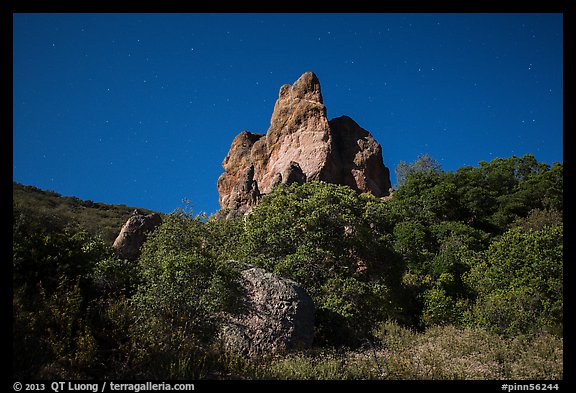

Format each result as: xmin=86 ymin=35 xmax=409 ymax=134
xmin=217 ymin=71 xmax=391 ymax=218
xmin=221 ymin=264 xmax=315 ymax=358
xmin=112 ymin=209 xmax=162 ymax=261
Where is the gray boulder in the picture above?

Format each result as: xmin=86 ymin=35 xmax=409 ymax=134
xmin=221 ymin=264 xmax=315 ymax=358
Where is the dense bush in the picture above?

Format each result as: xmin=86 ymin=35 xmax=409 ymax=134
xmin=385 ymin=154 xmax=562 ymax=329
xmin=238 ymin=182 xmax=406 ymax=345
xmin=12 ymin=222 xmax=113 ymax=378
xmin=128 ymin=212 xmax=242 ymax=378
xmin=13 ymin=280 xmax=97 ymax=379
xmin=465 ymin=225 xmax=563 ymax=335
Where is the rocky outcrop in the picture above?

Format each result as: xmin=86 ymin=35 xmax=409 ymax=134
xmin=217 ymin=131 xmax=264 ymax=216
xmin=255 ymin=71 xmax=337 ymax=195
xmin=217 ymin=71 xmax=391 ymax=218
xmin=329 ymin=115 xmax=392 ymax=198
xmin=112 ymin=209 xmax=162 ymax=261
xmin=221 ymin=264 xmax=315 ymax=358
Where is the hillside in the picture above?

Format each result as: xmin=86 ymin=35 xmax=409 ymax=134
xmin=12 ymin=154 xmax=564 ymax=380
xmin=13 ymin=182 xmax=157 ymax=243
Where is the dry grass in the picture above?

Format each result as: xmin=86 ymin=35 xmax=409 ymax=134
xmin=376 ymin=324 xmax=562 ymax=380
xmin=259 ymin=323 xmax=563 ymax=380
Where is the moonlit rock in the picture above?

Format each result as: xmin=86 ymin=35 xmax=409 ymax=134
xmin=216 ymin=71 xmax=391 ymax=219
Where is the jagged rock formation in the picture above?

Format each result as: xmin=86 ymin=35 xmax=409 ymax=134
xmin=221 ymin=264 xmax=315 ymax=358
xmin=217 ymin=132 xmax=264 ymax=216
xmin=217 ymin=71 xmax=391 ymax=218
xmin=112 ymin=209 xmax=162 ymax=261
xmin=329 ymin=115 xmax=392 ymax=198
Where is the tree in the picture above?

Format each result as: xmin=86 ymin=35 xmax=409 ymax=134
xmin=395 ymin=153 xmax=443 ymax=188
xmin=387 ymin=154 xmax=562 ymax=330
xmin=452 ymin=155 xmax=562 ymax=232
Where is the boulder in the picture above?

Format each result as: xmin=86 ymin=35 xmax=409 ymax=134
xmin=221 ymin=264 xmax=315 ymax=358
xmin=112 ymin=209 xmax=162 ymax=261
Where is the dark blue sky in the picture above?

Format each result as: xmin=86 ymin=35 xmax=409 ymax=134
xmin=13 ymin=13 xmax=563 ymax=215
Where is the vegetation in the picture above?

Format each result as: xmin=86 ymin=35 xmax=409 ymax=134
xmin=13 ymin=182 xmax=156 ymax=243
xmin=233 ymin=181 xmax=406 ymax=345
xmin=13 ymin=154 xmax=563 ymax=380
xmin=261 ymin=322 xmax=563 ymax=380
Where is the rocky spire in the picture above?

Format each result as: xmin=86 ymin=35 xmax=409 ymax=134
xmin=216 ymin=71 xmax=391 ymax=218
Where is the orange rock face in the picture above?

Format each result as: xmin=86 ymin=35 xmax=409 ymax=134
xmin=217 ymin=72 xmax=391 ymax=218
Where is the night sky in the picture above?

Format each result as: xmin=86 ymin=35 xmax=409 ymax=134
xmin=13 ymin=13 xmax=563 ymax=215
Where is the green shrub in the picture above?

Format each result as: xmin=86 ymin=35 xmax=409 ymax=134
xmin=92 ymin=256 xmax=141 ymax=296
xmin=13 ymin=280 xmax=97 ymax=379
xmin=128 ymin=213 xmax=242 ymax=378
xmin=13 ymin=227 xmax=113 ymax=294
xmin=239 ymin=181 xmax=405 ymax=346
xmin=12 ymin=215 xmax=122 ymax=379
xmin=465 ymin=226 xmax=563 ymax=335
xmin=421 ymin=284 xmax=468 ymax=327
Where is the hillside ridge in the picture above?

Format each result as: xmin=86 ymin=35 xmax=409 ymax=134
xmin=13 ymin=181 xmax=157 ymax=243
